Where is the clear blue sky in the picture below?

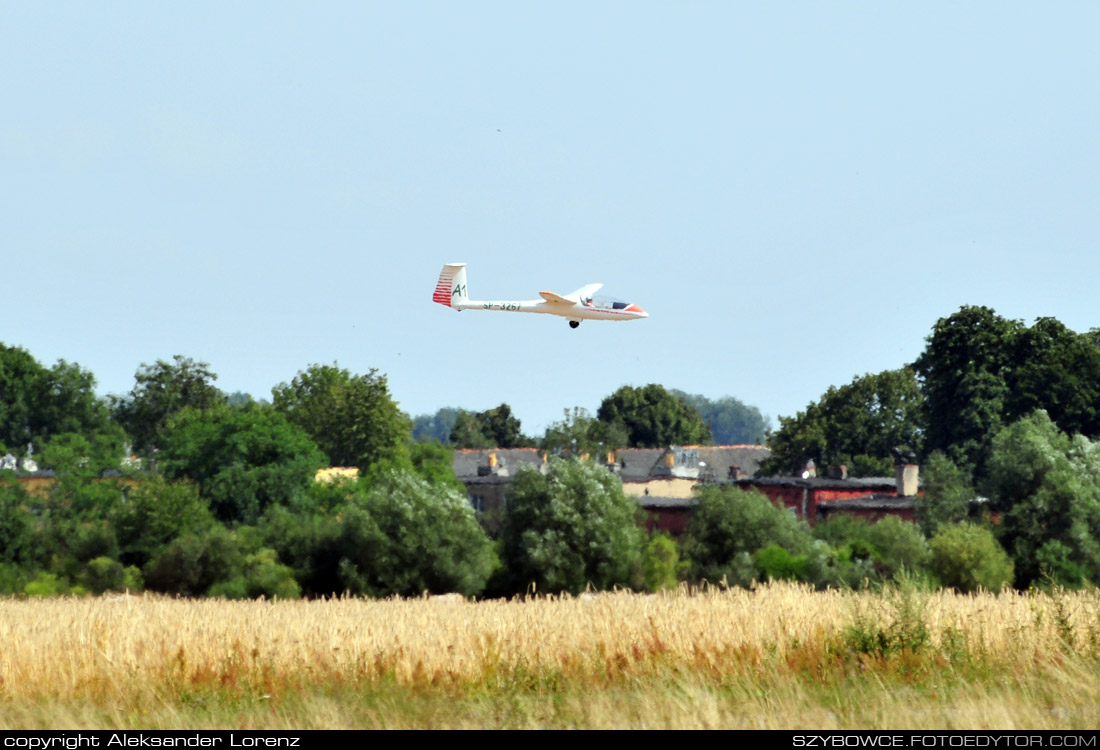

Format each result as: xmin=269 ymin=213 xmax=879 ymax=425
xmin=3 ymin=3 xmax=1098 ymax=436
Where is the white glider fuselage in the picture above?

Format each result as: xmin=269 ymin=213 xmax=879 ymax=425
xmin=433 ymin=264 xmax=647 ymax=327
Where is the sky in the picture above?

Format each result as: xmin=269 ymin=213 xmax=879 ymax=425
xmin=3 ymin=3 xmax=1098 ymax=437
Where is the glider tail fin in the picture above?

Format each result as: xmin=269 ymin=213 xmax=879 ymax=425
xmin=432 ymin=263 xmax=468 ymax=308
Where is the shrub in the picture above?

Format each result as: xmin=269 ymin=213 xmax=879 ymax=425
xmin=499 ymin=458 xmax=644 ymax=595
xmin=333 ymin=471 xmax=496 ymax=598
xmin=681 ymin=486 xmax=813 ymax=587
xmin=928 ymin=523 xmax=1014 ymax=593
xmin=640 ymin=533 xmax=684 ymax=591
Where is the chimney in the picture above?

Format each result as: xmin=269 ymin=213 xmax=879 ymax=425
xmin=896 ymin=463 xmax=919 ymax=497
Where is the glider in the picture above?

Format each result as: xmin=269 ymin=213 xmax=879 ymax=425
xmin=432 ymin=263 xmax=648 ymax=329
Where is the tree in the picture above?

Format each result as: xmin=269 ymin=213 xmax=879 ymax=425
xmin=541 ymin=407 xmax=626 ymax=457
xmin=681 ymin=485 xmax=813 ymax=587
xmin=915 ymin=308 xmax=1100 ymax=480
xmin=984 ymin=410 xmax=1100 ymax=587
xmin=670 ymin=390 xmax=770 ymax=445
xmin=0 ymin=344 xmax=119 ymax=455
xmin=1007 ymin=317 xmax=1100 ymax=438
xmin=158 ymin=404 xmax=328 ymax=525
xmin=760 ymin=368 xmax=924 ymax=477
xmin=915 ymin=451 xmax=974 ymax=537
xmin=113 ymin=355 xmax=225 ymax=455
xmin=111 ymin=476 xmax=217 ymax=567
xmin=928 ymin=523 xmax=1014 ymax=593
xmin=448 ymin=410 xmax=493 ymax=449
xmin=272 ymin=364 xmax=412 ymax=471
xmin=596 ymin=384 xmax=711 ymax=448
xmin=449 ymin=404 xmax=530 ymax=449
xmin=499 ymin=458 xmax=644 ymax=595
xmin=336 ymin=471 xmax=496 ymax=598
xmin=412 ymin=407 xmax=460 ymax=444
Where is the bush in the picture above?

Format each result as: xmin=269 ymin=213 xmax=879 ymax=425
xmin=333 ymin=471 xmax=496 ymax=598
xmin=865 ymin=516 xmax=930 ymax=580
xmin=640 ymin=533 xmax=684 ymax=591
xmin=928 ymin=523 xmax=1014 ymax=593
xmin=681 ymin=486 xmax=813 ymax=587
xmin=499 ymin=458 xmax=644 ymax=595
xmin=113 ymin=477 xmax=216 ymax=568
xmin=79 ymin=556 xmax=142 ymax=594
xmin=143 ymin=527 xmax=244 ymax=596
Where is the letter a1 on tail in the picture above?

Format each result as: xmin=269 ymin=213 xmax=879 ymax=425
xmin=432 ymin=263 xmax=648 ymax=329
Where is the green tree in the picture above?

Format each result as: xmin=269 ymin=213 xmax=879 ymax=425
xmin=412 ymin=407 xmax=460 ymax=444
xmin=112 ymin=356 xmax=226 ymax=455
xmin=273 ymin=364 xmax=411 ymax=471
xmin=670 ymin=390 xmax=770 ymax=445
xmin=448 ymin=410 xmax=493 ymax=449
xmin=1007 ymin=317 xmax=1100 ymax=438
xmin=761 ymin=368 xmax=924 ymax=477
xmin=913 ymin=306 xmax=1022 ymax=477
xmin=596 ymin=384 xmax=711 ymax=448
xmin=541 ymin=407 xmax=627 ymax=457
xmin=984 ymin=411 xmax=1100 ymax=587
xmin=336 ymin=471 xmax=496 ymax=598
xmin=640 ymin=533 xmax=684 ymax=591
xmin=864 ymin=516 xmax=930 ymax=580
xmin=449 ymin=404 xmax=530 ymax=449
xmin=499 ymin=458 xmax=644 ymax=595
xmin=681 ymin=485 xmax=813 ymax=587
xmin=112 ymin=476 xmax=217 ymax=567
xmin=158 ymin=404 xmax=328 ymax=525
xmin=143 ymin=527 xmax=245 ymax=596
xmin=0 ymin=344 xmax=119 ymax=455
xmin=928 ymin=523 xmax=1014 ymax=593
xmin=915 ymin=450 xmax=974 ymax=537
xmin=0 ymin=478 xmax=31 ymax=565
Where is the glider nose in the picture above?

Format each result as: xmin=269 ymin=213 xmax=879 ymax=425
xmin=626 ymin=304 xmax=648 ymax=318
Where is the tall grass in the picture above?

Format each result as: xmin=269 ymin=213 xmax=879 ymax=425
xmin=1 ymin=584 xmax=1098 ymax=729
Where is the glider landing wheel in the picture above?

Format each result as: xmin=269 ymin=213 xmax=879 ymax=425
xmin=569 ymin=320 xmax=580 ymax=329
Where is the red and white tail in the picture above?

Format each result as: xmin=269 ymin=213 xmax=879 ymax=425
xmin=432 ymin=263 xmax=468 ymax=308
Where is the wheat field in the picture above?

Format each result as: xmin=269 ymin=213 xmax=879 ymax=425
xmin=1 ymin=584 xmax=1098 ymax=729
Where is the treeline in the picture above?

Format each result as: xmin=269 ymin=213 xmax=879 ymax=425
xmin=413 ymin=386 xmax=769 ymax=449
xmin=0 ymin=345 xmax=769 ymax=599
xmin=763 ymin=305 xmax=1100 ymax=590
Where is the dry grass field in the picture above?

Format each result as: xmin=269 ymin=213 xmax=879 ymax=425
xmin=1 ymin=583 xmax=1098 ymax=729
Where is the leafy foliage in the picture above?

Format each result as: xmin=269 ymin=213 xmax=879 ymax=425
xmin=499 ymin=458 xmax=644 ymax=595
xmin=112 ymin=476 xmax=216 ymax=567
xmin=541 ymin=407 xmax=627 ymax=457
xmin=597 ymin=384 xmax=711 ymax=448
xmin=984 ymin=411 xmax=1100 ymax=587
xmin=0 ymin=344 xmax=119 ymax=456
xmin=640 ymin=533 xmax=684 ymax=591
xmin=915 ymin=450 xmax=974 ymax=537
xmin=412 ymin=407 xmax=461 ymax=444
xmin=112 ymin=356 xmax=225 ymax=455
xmin=670 ymin=390 xmax=770 ymax=445
xmin=914 ymin=307 xmax=1100 ymax=478
xmin=682 ymin=486 xmax=813 ymax=587
xmin=273 ymin=364 xmax=411 ymax=471
xmin=449 ymin=403 xmax=531 ymax=449
xmin=143 ymin=527 xmax=245 ymax=596
xmin=761 ymin=368 xmax=923 ymax=477
xmin=335 ymin=471 xmax=496 ymax=598
xmin=928 ymin=523 xmax=1014 ymax=593
xmin=158 ymin=404 xmax=327 ymax=525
